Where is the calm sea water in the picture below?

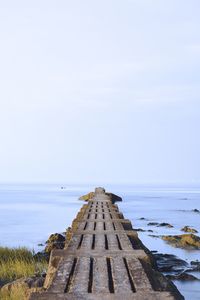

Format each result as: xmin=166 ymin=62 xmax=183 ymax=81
xmin=0 ymin=184 xmax=199 ymax=299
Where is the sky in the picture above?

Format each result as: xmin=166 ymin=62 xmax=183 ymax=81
xmin=0 ymin=0 xmax=199 ymax=185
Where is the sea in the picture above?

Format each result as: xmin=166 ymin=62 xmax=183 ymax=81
xmin=0 ymin=183 xmax=199 ymax=299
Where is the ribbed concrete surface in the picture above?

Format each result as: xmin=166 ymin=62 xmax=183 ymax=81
xmin=29 ymin=187 xmax=184 ymax=300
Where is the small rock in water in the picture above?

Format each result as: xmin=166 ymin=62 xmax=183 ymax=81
xmin=192 ymin=208 xmax=200 ymax=213
xmin=134 ymin=228 xmax=153 ymax=232
xmin=148 ymin=222 xmax=159 ymax=226
xmin=158 ymin=223 xmax=173 ymax=228
xmin=181 ymin=226 xmax=198 ymax=233
xmin=147 ymin=222 xmax=173 ymax=228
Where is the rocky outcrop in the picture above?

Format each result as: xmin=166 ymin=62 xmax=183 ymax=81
xmin=162 ymin=234 xmax=200 ymax=249
xmin=79 ymin=192 xmax=95 ymax=201
xmin=181 ymin=226 xmax=198 ymax=233
xmin=45 ymin=233 xmax=65 ymax=253
xmin=0 ymin=275 xmax=45 ymax=299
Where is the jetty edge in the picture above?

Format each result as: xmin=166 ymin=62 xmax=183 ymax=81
xmin=30 ymin=187 xmax=184 ymax=300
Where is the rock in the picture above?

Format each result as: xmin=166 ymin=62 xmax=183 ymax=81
xmin=134 ymin=228 xmax=153 ymax=232
xmin=0 ymin=276 xmax=45 ymax=299
xmin=158 ymin=223 xmax=173 ymax=228
xmin=149 ymin=234 xmax=161 ymax=238
xmin=154 ymin=253 xmax=188 ymax=273
xmin=79 ymin=192 xmax=95 ymax=201
xmin=107 ymin=193 xmax=122 ymax=203
xmin=33 ymin=251 xmax=49 ymax=261
xmin=162 ymin=234 xmax=200 ymax=249
xmin=191 ymin=260 xmax=200 ymax=265
xmin=192 ymin=209 xmax=200 ymax=213
xmin=190 ymin=260 xmax=200 ymax=271
xmin=181 ymin=226 xmax=198 ymax=233
xmin=148 ymin=222 xmax=159 ymax=226
xmin=139 ymin=217 xmax=148 ymax=220
xmin=147 ymin=222 xmax=173 ymax=228
xmin=45 ymin=233 xmax=65 ymax=253
xmin=166 ymin=273 xmax=200 ymax=281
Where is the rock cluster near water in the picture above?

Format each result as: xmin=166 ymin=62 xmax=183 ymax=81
xmin=162 ymin=234 xmax=200 ymax=249
xmin=181 ymin=226 xmax=198 ymax=233
xmin=148 ymin=222 xmax=174 ymax=228
xmin=153 ymin=252 xmax=200 ymax=282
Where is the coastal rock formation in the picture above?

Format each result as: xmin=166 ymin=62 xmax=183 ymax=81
xmin=79 ymin=192 xmax=95 ymax=201
xmin=0 ymin=275 xmax=45 ymax=299
xmin=45 ymin=233 xmax=65 ymax=253
xmin=148 ymin=222 xmax=173 ymax=228
xmin=153 ymin=253 xmax=188 ymax=273
xmin=181 ymin=226 xmax=198 ymax=233
xmin=162 ymin=234 xmax=200 ymax=249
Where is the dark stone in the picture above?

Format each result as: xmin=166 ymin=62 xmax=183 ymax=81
xmin=154 ymin=253 xmax=188 ymax=273
xmin=192 ymin=209 xmax=200 ymax=213
xmin=148 ymin=222 xmax=159 ymax=226
xmin=181 ymin=226 xmax=198 ymax=233
xmin=45 ymin=233 xmax=65 ymax=253
xmin=158 ymin=223 xmax=173 ymax=228
xmin=166 ymin=273 xmax=200 ymax=281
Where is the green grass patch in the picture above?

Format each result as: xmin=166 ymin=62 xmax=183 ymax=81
xmin=0 ymin=247 xmax=47 ymax=282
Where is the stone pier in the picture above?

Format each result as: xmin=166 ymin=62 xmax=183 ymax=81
xmin=30 ymin=187 xmax=184 ymax=300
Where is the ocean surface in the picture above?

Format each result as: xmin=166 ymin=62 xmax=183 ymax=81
xmin=0 ymin=184 xmax=200 ymax=299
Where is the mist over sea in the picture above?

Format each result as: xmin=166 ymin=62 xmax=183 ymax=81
xmin=0 ymin=184 xmax=200 ymax=299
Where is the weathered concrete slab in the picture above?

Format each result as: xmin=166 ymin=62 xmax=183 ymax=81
xmin=29 ymin=187 xmax=184 ymax=300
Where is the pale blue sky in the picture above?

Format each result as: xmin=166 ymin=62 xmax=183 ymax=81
xmin=0 ymin=1 xmax=199 ymax=184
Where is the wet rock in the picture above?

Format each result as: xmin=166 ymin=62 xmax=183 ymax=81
xmin=139 ymin=217 xmax=148 ymax=220
xmin=192 ymin=208 xmax=200 ymax=213
xmin=45 ymin=233 xmax=65 ymax=253
xmin=162 ymin=234 xmax=200 ymax=249
xmin=148 ymin=222 xmax=159 ymax=226
xmin=147 ymin=222 xmax=173 ymax=228
xmin=154 ymin=253 xmax=188 ymax=273
xmin=166 ymin=273 xmax=200 ymax=281
xmin=134 ymin=228 xmax=153 ymax=232
xmin=149 ymin=234 xmax=160 ymax=238
xmin=190 ymin=260 xmax=200 ymax=271
xmin=106 ymin=193 xmax=122 ymax=203
xmin=191 ymin=260 xmax=200 ymax=266
xmin=181 ymin=226 xmax=198 ymax=233
xmin=158 ymin=223 xmax=173 ymax=228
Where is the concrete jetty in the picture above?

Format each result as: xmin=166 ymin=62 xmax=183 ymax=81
xmin=30 ymin=187 xmax=184 ymax=300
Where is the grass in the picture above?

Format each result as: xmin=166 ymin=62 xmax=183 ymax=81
xmin=0 ymin=247 xmax=48 ymax=299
